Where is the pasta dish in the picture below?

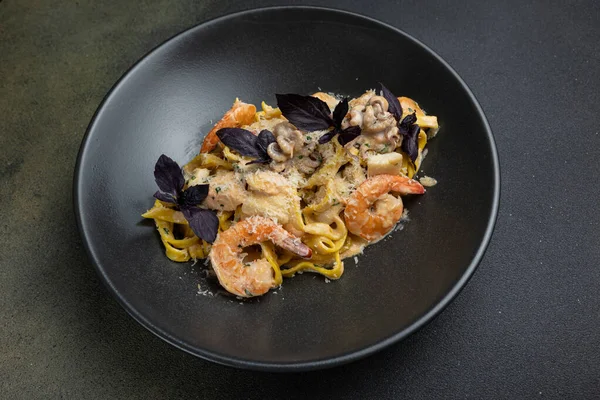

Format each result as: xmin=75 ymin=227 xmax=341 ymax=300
xmin=142 ymin=85 xmax=439 ymax=297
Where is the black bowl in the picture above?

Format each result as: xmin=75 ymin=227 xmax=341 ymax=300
xmin=74 ymin=6 xmax=499 ymax=371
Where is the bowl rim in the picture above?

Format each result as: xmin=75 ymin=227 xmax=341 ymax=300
xmin=73 ymin=5 xmax=500 ymax=372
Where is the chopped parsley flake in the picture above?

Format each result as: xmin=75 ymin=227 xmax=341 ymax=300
xmin=298 ymin=155 xmax=303 ymax=159
xmin=163 ymin=227 xmax=169 ymax=234
xmin=215 ymin=186 xmax=222 ymax=193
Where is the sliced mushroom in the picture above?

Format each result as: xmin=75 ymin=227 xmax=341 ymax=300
xmin=362 ymin=105 xmax=396 ymax=134
xmin=304 ymin=140 xmax=317 ymax=154
xmin=368 ymin=96 xmax=389 ymax=115
xmin=273 ymin=122 xmax=304 ymax=156
xmin=277 ymin=130 xmax=303 ymax=156
xmin=296 ymin=153 xmax=322 ymax=174
xmin=267 ymin=142 xmax=288 ymax=162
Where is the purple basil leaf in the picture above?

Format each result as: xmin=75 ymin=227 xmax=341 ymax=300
xmin=337 ymin=126 xmax=362 ymax=145
xmin=332 ymin=98 xmax=349 ymax=129
xmin=154 ymin=154 xmax=184 ymax=197
xmin=398 ymin=113 xmax=420 ymax=162
xmin=399 ymin=113 xmax=417 ymax=132
xmin=178 ymin=184 xmax=209 ymax=208
xmin=379 ymin=83 xmax=403 ymax=122
xmin=276 ymin=93 xmax=333 ymax=131
xmin=255 ymin=129 xmax=276 ymax=158
xmin=217 ymin=128 xmax=261 ymax=157
xmin=153 ymin=190 xmax=176 ymax=204
xmin=181 ymin=207 xmax=219 ymax=243
xmin=401 ymin=124 xmax=420 ymax=162
xmin=318 ymin=130 xmax=337 ymax=144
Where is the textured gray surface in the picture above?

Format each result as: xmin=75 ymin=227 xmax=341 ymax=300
xmin=1 ymin=0 xmax=599 ymax=399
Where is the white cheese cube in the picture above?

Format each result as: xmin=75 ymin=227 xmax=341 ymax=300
xmin=367 ymin=152 xmax=404 ymax=177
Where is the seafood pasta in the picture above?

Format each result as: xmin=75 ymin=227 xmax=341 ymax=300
xmin=142 ymin=85 xmax=440 ymax=297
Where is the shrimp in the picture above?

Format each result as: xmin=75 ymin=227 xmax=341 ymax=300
xmin=209 ymin=216 xmax=312 ymax=297
xmin=200 ymin=99 xmax=257 ymax=153
xmin=344 ymin=174 xmax=425 ymax=241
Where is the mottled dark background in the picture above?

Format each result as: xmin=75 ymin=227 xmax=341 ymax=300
xmin=1 ymin=0 xmax=599 ymax=398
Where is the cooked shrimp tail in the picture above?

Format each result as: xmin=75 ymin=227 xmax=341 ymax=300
xmin=344 ymin=174 xmax=424 ymax=241
xmin=200 ymin=99 xmax=256 ymax=153
xmin=209 ymin=216 xmax=312 ymax=297
xmin=281 ymin=236 xmax=312 ymax=258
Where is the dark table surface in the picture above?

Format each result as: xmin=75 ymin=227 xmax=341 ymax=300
xmin=2 ymin=0 xmax=599 ymax=398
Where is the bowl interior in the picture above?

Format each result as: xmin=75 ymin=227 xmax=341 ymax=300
xmin=76 ymin=7 xmax=498 ymax=370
